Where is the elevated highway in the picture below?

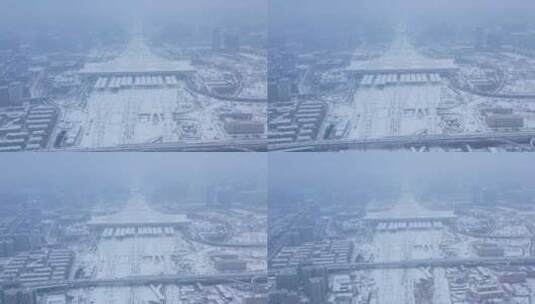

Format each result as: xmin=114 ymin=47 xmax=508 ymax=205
xmin=54 ymin=139 xmax=268 ymax=152
xmin=270 ymin=256 xmax=535 ymax=275
xmin=269 ymin=131 xmax=535 ymax=152
xmin=331 ymin=256 xmax=535 ymax=271
xmin=2 ymin=271 xmax=266 ymax=292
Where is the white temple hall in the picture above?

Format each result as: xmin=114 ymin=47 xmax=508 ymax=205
xmin=364 ymin=192 xmax=456 ymax=231
xmin=80 ymin=28 xmax=195 ymax=87
xmin=341 ymin=26 xmax=460 ymax=140
xmin=346 ymin=25 xmax=458 ymax=77
xmin=88 ymin=194 xmax=190 ymax=236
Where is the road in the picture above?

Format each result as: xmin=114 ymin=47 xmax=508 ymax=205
xmin=52 ymin=139 xmax=268 ymax=152
xmin=269 ymin=130 xmax=535 ymax=151
xmin=270 ymin=256 xmax=535 ymax=275
xmin=3 ymin=271 xmax=266 ymax=291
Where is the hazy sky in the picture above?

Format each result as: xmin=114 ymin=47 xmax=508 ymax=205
xmin=1 ymin=153 xmax=533 ymax=209
xmin=270 ymin=0 xmax=535 ymax=35
xmin=3 ymin=0 xmax=532 ymax=42
xmin=1 ymin=0 xmax=266 ymax=30
xmin=6 ymin=153 xmax=532 ymax=193
xmin=0 ymin=153 xmax=267 ymax=197
xmin=269 ymin=153 xmax=535 ymax=202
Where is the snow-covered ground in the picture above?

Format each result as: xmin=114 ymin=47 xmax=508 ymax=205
xmin=370 ymin=227 xmax=447 ymax=304
xmin=75 ymin=230 xmax=266 ymax=278
xmin=328 ymin=82 xmax=442 ymax=140
xmin=61 ymin=83 xmax=266 ymax=148
xmin=324 ymin=78 xmax=535 ymax=141
xmin=372 ymin=230 xmax=443 ymax=262
xmin=63 ymin=84 xmax=225 ymax=147
xmin=64 ymin=284 xmax=262 ymax=304
xmin=96 ymin=236 xmax=176 ymax=278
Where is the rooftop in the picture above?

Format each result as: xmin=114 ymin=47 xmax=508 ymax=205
xmin=346 ymin=27 xmax=458 ymax=74
xmin=88 ymin=195 xmax=190 ymax=227
xmin=364 ymin=192 xmax=456 ymax=222
xmin=80 ymin=33 xmax=194 ymax=76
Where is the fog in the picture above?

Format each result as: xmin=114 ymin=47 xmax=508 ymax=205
xmin=1 ymin=0 xmax=266 ymax=32
xmin=0 ymin=153 xmax=267 ymax=209
xmin=270 ymin=0 xmax=535 ymax=47
xmin=271 ymin=0 xmax=535 ymax=28
xmin=269 ymin=153 xmax=535 ymax=207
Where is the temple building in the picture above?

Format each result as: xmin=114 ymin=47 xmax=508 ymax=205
xmin=80 ymin=28 xmax=195 ymax=90
xmin=364 ymin=192 xmax=456 ymax=231
xmin=346 ymin=25 xmax=458 ymax=78
xmin=88 ymin=194 xmax=190 ymax=238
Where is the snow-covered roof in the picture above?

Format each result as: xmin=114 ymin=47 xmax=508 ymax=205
xmin=88 ymin=196 xmax=190 ymax=227
xmin=364 ymin=193 xmax=456 ymax=222
xmin=346 ymin=29 xmax=458 ymax=74
xmin=80 ymin=35 xmax=194 ymax=76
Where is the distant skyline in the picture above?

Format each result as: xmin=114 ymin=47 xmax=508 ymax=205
xmin=269 ymin=0 xmax=535 ymax=49
xmin=1 ymin=0 xmax=266 ymax=30
xmin=0 ymin=153 xmax=267 ymax=200
xmin=269 ymin=153 xmax=535 ymax=205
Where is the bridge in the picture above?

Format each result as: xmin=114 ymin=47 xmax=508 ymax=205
xmin=269 ymin=131 xmax=535 ymax=152
xmin=2 ymin=271 xmax=266 ymax=291
xmin=55 ymin=139 xmax=268 ymax=152
xmin=269 ymin=256 xmax=535 ymax=275
xmin=333 ymin=256 xmax=535 ymax=271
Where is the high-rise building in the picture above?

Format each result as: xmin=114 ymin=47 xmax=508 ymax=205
xmin=12 ymin=234 xmax=31 ymax=252
xmin=206 ymin=184 xmax=216 ymax=206
xmin=212 ymin=28 xmax=222 ymax=51
xmin=19 ymin=289 xmax=35 ymax=304
xmin=29 ymin=229 xmax=42 ymax=250
xmin=277 ymin=79 xmax=292 ymax=101
xmin=216 ymin=187 xmax=233 ymax=205
xmin=268 ymin=81 xmax=279 ymax=102
xmin=300 ymin=266 xmax=328 ymax=289
xmin=4 ymin=289 xmax=19 ymax=304
xmin=475 ymin=27 xmax=503 ymax=51
xmin=475 ymin=27 xmax=487 ymax=50
xmin=275 ymin=268 xmax=299 ymax=291
xmin=0 ymin=85 xmax=9 ymax=107
xmin=8 ymin=82 xmax=24 ymax=106
xmin=0 ymin=238 xmax=15 ymax=257
xmin=224 ymin=32 xmax=240 ymax=52
xmin=305 ymin=277 xmax=326 ymax=304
